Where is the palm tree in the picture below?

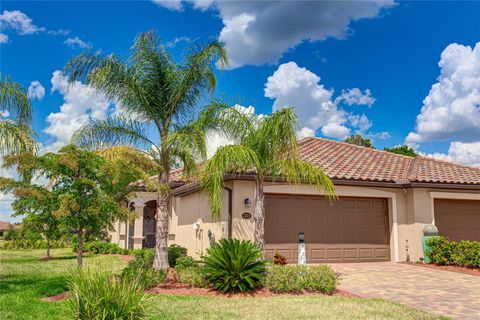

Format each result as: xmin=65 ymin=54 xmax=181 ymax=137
xmin=63 ymin=30 xmax=228 ymax=270
xmin=0 ymin=75 xmax=35 ymax=155
xmin=201 ymin=106 xmax=336 ymax=251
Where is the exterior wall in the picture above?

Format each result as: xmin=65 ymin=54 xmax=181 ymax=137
xmin=108 ymin=181 xmax=480 ymax=263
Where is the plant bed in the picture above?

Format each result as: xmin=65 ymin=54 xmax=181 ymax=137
xmin=147 ymin=280 xmax=357 ymax=298
xmin=40 ymin=291 xmax=70 ymax=302
xmin=405 ymin=262 xmax=480 ymax=276
xmin=99 ymin=253 xmax=133 ymax=262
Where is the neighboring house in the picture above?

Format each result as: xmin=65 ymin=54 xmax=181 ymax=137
xmin=110 ymin=137 xmax=480 ymax=263
xmin=0 ymin=221 xmax=12 ymax=237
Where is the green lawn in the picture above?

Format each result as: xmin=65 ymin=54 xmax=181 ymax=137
xmin=0 ymin=249 xmax=448 ymax=320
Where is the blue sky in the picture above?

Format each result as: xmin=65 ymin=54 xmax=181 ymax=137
xmin=1 ymin=1 xmax=480 ymax=220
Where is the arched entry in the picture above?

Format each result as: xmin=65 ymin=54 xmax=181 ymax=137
xmin=143 ymin=200 xmax=156 ymax=248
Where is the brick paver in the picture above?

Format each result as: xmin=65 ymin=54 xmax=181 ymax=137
xmin=330 ymin=262 xmax=480 ymax=320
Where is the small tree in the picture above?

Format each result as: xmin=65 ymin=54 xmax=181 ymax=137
xmin=344 ymin=134 xmax=373 ymax=148
xmin=384 ymin=145 xmax=417 ymax=157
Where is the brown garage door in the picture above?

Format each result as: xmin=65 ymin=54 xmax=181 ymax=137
xmin=434 ymin=199 xmax=480 ymax=242
xmin=264 ymin=194 xmax=390 ymax=263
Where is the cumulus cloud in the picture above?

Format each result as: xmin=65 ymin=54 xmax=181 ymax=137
xmin=265 ymin=61 xmax=380 ymax=140
xmin=424 ymin=142 xmax=480 ymax=167
xmin=44 ymin=70 xmax=112 ymax=152
xmin=28 ymin=81 xmax=45 ymax=100
xmin=63 ymin=36 xmax=92 ymax=49
xmin=406 ymin=42 xmax=480 ymax=144
xmin=155 ymin=1 xmax=394 ymax=68
xmin=406 ymin=42 xmax=480 ymax=167
xmin=337 ymin=88 xmax=376 ymax=107
xmin=0 ymin=33 xmax=8 ymax=43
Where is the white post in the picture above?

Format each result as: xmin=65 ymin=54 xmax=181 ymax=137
xmin=132 ymin=203 xmax=145 ymax=249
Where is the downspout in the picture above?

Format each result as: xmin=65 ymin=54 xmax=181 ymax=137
xmin=224 ymin=187 xmax=233 ymax=239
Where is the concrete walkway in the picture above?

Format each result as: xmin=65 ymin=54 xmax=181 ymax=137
xmin=330 ymin=262 xmax=480 ymax=320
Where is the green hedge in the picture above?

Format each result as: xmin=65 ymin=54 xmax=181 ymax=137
xmin=426 ymin=237 xmax=480 ymax=268
xmin=72 ymin=240 xmax=131 ymax=255
xmin=265 ymin=265 xmax=338 ymax=294
xmin=0 ymin=239 xmax=70 ymax=250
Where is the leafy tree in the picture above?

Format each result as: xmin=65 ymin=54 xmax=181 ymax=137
xmin=0 ymin=75 xmax=36 ymax=155
xmin=344 ymin=134 xmax=373 ymax=148
xmin=384 ymin=145 xmax=417 ymax=157
xmin=63 ymin=30 xmax=228 ymax=270
xmin=201 ymin=107 xmax=336 ymax=251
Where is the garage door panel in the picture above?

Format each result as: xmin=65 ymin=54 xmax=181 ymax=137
xmin=435 ymin=199 xmax=480 ymax=242
xmin=265 ymin=195 xmax=390 ymax=263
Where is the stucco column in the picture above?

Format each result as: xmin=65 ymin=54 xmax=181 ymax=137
xmin=132 ymin=203 xmax=145 ymax=249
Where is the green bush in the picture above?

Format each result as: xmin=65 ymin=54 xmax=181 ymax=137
xmin=68 ymin=269 xmax=148 ymax=320
xmin=121 ymin=249 xmax=165 ymax=288
xmin=168 ymin=244 xmax=188 ymax=267
xmin=427 ymin=237 xmax=480 ymax=268
xmin=72 ymin=240 xmax=129 ymax=255
xmin=0 ymin=239 xmax=70 ymax=250
xmin=265 ymin=265 xmax=338 ymax=294
xmin=202 ymin=239 xmax=267 ymax=293
xmin=175 ymin=256 xmax=199 ymax=270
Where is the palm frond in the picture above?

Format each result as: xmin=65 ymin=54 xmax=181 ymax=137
xmin=201 ymin=145 xmax=259 ymax=219
xmin=72 ymin=116 xmax=158 ymax=154
xmin=271 ymin=159 xmax=337 ymax=201
xmin=0 ymin=121 xmax=37 ymax=155
xmin=0 ymin=75 xmax=32 ymax=124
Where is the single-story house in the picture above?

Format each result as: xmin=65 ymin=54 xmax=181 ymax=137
xmin=0 ymin=221 xmax=13 ymax=237
xmin=109 ymin=137 xmax=480 ymax=263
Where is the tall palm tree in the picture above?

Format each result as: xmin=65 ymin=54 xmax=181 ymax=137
xmin=63 ymin=31 xmax=228 ymax=270
xmin=201 ymin=106 xmax=336 ymax=251
xmin=0 ymin=75 xmax=35 ymax=155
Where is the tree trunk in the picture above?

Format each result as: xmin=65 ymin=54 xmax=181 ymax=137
xmin=77 ymin=228 xmax=84 ymax=268
xmin=254 ymin=179 xmax=265 ymax=253
xmin=46 ymin=238 xmax=51 ymax=260
xmin=153 ymin=191 xmax=170 ymax=270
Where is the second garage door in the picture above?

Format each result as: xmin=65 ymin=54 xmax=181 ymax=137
xmin=434 ymin=199 xmax=480 ymax=242
xmin=264 ymin=194 xmax=390 ymax=263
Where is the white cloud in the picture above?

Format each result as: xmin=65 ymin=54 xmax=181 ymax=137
xmin=166 ymin=36 xmax=193 ymax=48
xmin=265 ymin=61 xmax=379 ymax=140
xmin=337 ymin=88 xmax=376 ymax=107
xmin=0 ymin=10 xmax=45 ymax=35
xmin=206 ymin=1 xmax=395 ymax=68
xmin=406 ymin=42 xmax=480 ymax=144
xmin=64 ymin=36 xmax=92 ymax=49
xmin=298 ymin=127 xmax=315 ymax=139
xmin=28 ymin=81 xmax=45 ymax=100
xmin=0 ymin=10 xmax=70 ymax=43
xmin=0 ymin=110 xmax=10 ymax=118
xmin=0 ymin=33 xmax=8 ymax=43
xmin=372 ymin=131 xmax=391 ymax=140
xmin=424 ymin=142 xmax=480 ymax=167
xmin=152 ymin=0 xmax=183 ymax=11
xmin=44 ymin=70 xmax=112 ymax=152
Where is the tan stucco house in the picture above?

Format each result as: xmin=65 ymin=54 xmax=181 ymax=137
xmin=109 ymin=137 xmax=480 ymax=263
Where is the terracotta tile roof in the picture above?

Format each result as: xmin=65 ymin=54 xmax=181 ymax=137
xmin=132 ymin=137 xmax=480 ymax=190
xmin=0 ymin=221 xmax=12 ymax=230
xmin=298 ymin=137 xmax=480 ymax=185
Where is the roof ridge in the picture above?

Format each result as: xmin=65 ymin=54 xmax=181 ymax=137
xmin=408 ymin=156 xmax=421 ymax=180
xmin=299 ymin=136 xmax=416 ymax=160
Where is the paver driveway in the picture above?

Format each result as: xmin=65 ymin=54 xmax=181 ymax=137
xmin=330 ymin=262 xmax=480 ymax=320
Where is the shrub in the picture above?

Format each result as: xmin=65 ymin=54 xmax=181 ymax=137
xmin=168 ymin=244 xmax=188 ymax=267
xmin=202 ymin=239 xmax=267 ymax=293
xmin=121 ymin=249 xmax=165 ymax=288
xmin=175 ymin=256 xmax=199 ymax=270
xmin=0 ymin=239 xmax=70 ymax=250
xmin=426 ymin=237 xmax=458 ymax=265
xmin=273 ymin=251 xmax=288 ymax=266
xmin=72 ymin=240 xmax=129 ymax=255
xmin=265 ymin=265 xmax=338 ymax=294
xmin=455 ymin=240 xmax=480 ymax=268
xmin=68 ymin=270 xmax=148 ymax=320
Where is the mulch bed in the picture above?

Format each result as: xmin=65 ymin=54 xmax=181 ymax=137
xmin=147 ymin=280 xmax=358 ymax=298
xmin=41 ymin=291 xmax=70 ymax=302
xmin=405 ymin=262 xmax=480 ymax=276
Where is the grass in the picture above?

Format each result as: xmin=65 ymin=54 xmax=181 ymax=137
xmin=0 ymin=249 xmax=449 ymax=320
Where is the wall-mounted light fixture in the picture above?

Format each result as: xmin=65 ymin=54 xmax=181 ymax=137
xmin=243 ymin=198 xmax=251 ymax=208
